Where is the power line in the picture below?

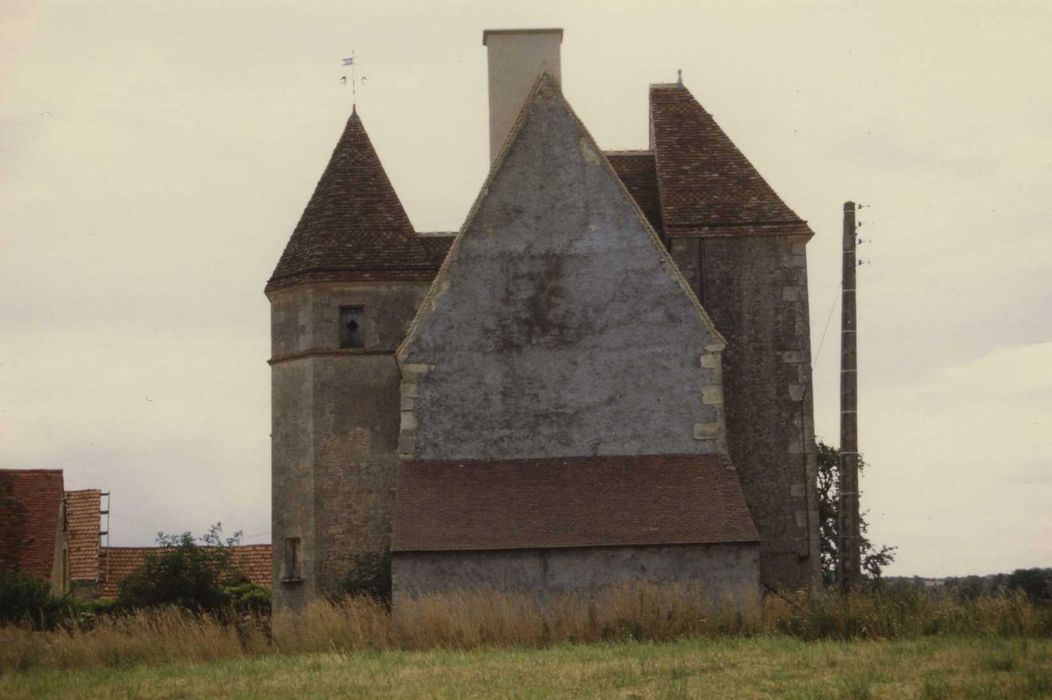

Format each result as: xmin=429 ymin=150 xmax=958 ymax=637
xmin=812 ymin=282 xmax=840 ymax=369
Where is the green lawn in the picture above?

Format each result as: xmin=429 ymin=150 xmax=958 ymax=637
xmin=2 ymin=636 xmax=1050 ymax=699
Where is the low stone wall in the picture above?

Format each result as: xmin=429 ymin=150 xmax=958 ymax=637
xmin=392 ymin=543 xmax=758 ymax=605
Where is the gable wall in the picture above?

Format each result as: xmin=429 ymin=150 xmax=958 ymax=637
xmin=400 ymin=83 xmax=727 ymax=461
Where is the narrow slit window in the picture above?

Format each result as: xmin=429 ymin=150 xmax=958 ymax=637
xmin=339 ymin=306 xmax=364 ymax=348
xmin=282 ymin=537 xmax=302 ymax=582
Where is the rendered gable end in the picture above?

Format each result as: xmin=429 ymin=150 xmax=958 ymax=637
xmin=398 ymin=74 xmax=727 ymax=460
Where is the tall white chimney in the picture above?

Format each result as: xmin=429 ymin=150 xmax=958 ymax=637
xmin=483 ymin=28 xmax=563 ymax=163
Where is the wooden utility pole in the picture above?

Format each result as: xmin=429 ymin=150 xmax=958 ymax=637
xmin=838 ymin=201 xmax=862 ymax=592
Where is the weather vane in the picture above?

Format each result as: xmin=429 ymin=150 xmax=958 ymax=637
xmin=341 ymin=51 xmax=366 ymax=106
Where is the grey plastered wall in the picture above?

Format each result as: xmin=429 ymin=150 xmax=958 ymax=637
xmin=269 ymin=280 xmax=431 ymax=610
xmin=400 ymin=79 xmax=727 ymax=461
xmin=393 ymin=543 xmax=759 ymax=604
xmin=695 ymin=235 xmax=821 ymax=594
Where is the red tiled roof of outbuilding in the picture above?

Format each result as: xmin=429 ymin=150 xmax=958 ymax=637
xmin=65 ymin=489 xmax=101 ymax=583
xmin=392 ymin=454 xmax=758 ymax=553
xmin=266 ymin=109 xmax=441 ymax=292
xmin=229 ymin=544 xmax=272 ymax=587
xmin=97 ymin=544 xmax=272 ymax=599
xmin=0 ymin=469 xmax=64 ymax=581
xmin=649 ymin=84 xmax=812 ymax=239
xmin=98 ymin=547 xmax=147 ymax=598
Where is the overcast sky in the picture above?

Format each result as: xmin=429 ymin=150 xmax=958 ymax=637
xmin=2 ymin=1 xmax=1049 ymax=577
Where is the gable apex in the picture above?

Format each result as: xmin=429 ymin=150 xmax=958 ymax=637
xmin=397 ymin=72 xmax=730 ymax=461
xmin=399 ymin=71 xmax=723 ymax=361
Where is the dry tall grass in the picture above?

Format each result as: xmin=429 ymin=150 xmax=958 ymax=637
xmin=0 ymin=607 xmax=268 ymax=672
xmin=3 ymin=584 xmax=1050 ymax=673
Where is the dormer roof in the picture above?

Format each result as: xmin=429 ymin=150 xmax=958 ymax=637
xmin=266 ymin=110 xmax=440 ymax=293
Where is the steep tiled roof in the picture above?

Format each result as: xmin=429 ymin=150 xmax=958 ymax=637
xmin=392 ymin=454 xmax=758 ymax=552
xmin=0 ymin=469 xmax=64 ymax=581
xmin=605 ymin=151 xmax=663 ymax=235
xmin=649 ymin=84 xmax=812 ymax=238
xmin=266 ymin=110 xmax=441 ymax=292
xmin=98 ymin=544 xmax=272 ymax=598
xmin=65 ymin=490 xmax=100 ymax=583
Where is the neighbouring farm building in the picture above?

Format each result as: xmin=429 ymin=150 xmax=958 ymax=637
xmin=267 ymin=29 xmax=820 ymax=611
xmin=0 ymin=468 xmax=270 ymax=597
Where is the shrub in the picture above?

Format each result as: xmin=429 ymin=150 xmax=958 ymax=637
xmin=334 ymin=550 xmax=391 ymax=605
xmin=0 ymin=572 xmax=75 ymax=630
xmin=117 ymin=524 xmax=247 ymax=614
xmin=224 ymin=583 xmax=270 ymax=616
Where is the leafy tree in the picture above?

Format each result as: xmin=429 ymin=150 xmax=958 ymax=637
xmin=117 ymin=523 xmax=250 ymax=613
xmin=1006 ymin=568 xmax=1052 ymax=603
xmin=816 ymin=441 xmax=897 ymax=586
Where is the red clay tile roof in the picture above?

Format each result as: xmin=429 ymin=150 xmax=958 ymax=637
xmin=266 ymin=110 xmax=441 ymax=292
xmin=98 ymin=544 xmax=272 ymax=598
xmin=230 ymin=544 xmax=272 ymax=588
xmin=649 ymin=84 xmax=812 ymax=239
xmin=65 ymin=490 xmax=100 ymax=583
xmin=391 ymin=454 xmax=758 ymax=553
xmin=0 ymin=469 xmax=64 ymax=581
xmin=605 ymin=151 xmax=664 ymax=236
xmin=98 ymin=547 xmax=145 ymax=598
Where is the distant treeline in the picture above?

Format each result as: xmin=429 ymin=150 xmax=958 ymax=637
xmin=885 ymin=568 xmax=1052 ymax=603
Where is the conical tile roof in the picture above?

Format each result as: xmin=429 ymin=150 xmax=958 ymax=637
xmin=266 ymin=110 xmax=439 ymax=292
xmin=650 ymin=84 xmax=812 ymax=238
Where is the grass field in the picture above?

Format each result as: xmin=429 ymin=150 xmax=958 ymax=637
xmin=1 ymin=636 xmax=1050 ymax=699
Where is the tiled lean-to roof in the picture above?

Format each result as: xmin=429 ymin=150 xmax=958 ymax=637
xmin=648 ymin=83 xmax=812 ymax=239
xmin=392 ymin=454 xmax=759 ymax=553
xmin=65 ymin=489 xmax=101 ymax=583
xmin=266 ymin=109 xmax=442 ymax=292
xmin=0 ymin=469 xmax=64 ymax=581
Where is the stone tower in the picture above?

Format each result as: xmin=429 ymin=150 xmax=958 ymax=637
xmin=650 ymin=85 xmax=820 ymax=593
xmin=266 ymin=109 xmax=446 ymax=609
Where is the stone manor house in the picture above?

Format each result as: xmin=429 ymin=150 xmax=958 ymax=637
xmin=267 ymin=29 xmax=820 ymax=611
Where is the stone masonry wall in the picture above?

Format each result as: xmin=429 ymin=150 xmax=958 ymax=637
xmin=269 ymin=280 xmax=431 ymax=610
xmin=695 ymin=235 xmax=820 ymax=594
xmin=392 ymin=543 xmax=759 ymax=604
xmin=391 ymin=543 xmax=753 ymax=602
